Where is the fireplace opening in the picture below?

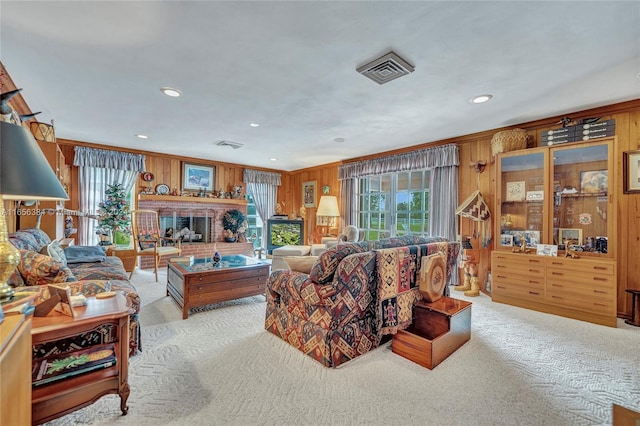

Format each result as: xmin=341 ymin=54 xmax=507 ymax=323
xmin=160 ymin=213 xmax=212 ymax=244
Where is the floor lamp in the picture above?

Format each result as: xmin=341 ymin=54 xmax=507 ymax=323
xmin=316 ymin=195 xmax=340 ymax=237
xmin=0 ymin=121 xmax=69 ymax=300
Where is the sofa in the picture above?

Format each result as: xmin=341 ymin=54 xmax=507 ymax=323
xmin=8 ymin=228 xmax=141 ymax=357
xmin=265 ymin=235 xmax=460 ymax=367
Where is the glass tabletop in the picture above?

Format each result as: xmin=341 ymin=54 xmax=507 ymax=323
xmin=176 ymin=254 xmax=265 ymax=272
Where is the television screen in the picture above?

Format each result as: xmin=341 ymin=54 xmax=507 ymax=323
xmin=267 ymin=219 xmax=304 ymax=253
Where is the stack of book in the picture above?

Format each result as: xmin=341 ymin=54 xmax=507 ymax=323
xmin=540 ymin=119 xmax=615 ymax=146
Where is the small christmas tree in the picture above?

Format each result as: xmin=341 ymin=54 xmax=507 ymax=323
xmin=97 ymin=184 xmax=131 ymax=241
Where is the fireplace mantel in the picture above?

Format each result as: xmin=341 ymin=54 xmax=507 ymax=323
xmin=138 ymin=194 xmax=247 ymax=205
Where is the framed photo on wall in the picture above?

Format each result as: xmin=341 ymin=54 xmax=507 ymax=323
xmin=182 ymin=162 xmax=215 ymax=191
xmin=302 ymin=181 xmax=317 ymax=208
xmin=580 ymin=170 xmax=608 ymax=194
xmin=623 ymin=149 xmax=640 ymax=193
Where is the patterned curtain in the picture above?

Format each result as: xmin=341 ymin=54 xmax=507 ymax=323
xmin=243 ymin=170 xmax=281 ymax=247
xmin=74 ymin=147 xmax=145 ymax=245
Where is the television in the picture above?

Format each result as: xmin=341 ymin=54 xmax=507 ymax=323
xmin=267 ymin=218 xmax=304 ymax=254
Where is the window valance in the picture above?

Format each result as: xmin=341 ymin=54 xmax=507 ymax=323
xmin=73 ymin=146 xmax=146 ymax=172
xmin=338 ymin=144 xmax=459 ymax=179
xmin=243 ymin=169 xmax=281 ymax=186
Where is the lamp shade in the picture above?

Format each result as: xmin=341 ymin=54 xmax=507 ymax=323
xmin=316 ymin=195 xmax=339 ymax=226
xmin=0 ymin=121 xmax=68 ymax=200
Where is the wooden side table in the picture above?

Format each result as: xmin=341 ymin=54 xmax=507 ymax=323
xmin=31 ymin=292 xmax=132 ymax=424
xmin=0 ymin=313 xmax=32 ymax=426
xmin=392 ymin=297 xmax=472 ymax=369
xmin=107 ymin=247 xmax=138 ymax=274
xmin=624 ymin=289 xmax=640 ymax=327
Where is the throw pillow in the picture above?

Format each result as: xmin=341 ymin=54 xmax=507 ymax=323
xmin=17 ymin=250 xmax=75 ymax=286
xmin=284 ymin=256 xmax=318 ymax=274
xmin=138 ymin=232 xmax=160 ymax=250
xmin=46 ymin=240 xmax=67 ymax=265
xmin=418 ymin=253 xmax=447 ymax=303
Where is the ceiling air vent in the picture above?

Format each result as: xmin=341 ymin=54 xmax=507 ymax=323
xmin=216 ymin=140 xmax=244 ymax=149
xmin=356 ymin=51 xmax=415 ymax=85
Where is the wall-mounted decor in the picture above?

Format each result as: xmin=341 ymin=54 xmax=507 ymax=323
xmin=505 ymin=181 xmax=526 ymax=202
xmin=182 ymin=162 xmax=215 ymax=191
xmin=623 ymin=149 xmax=640 ymax=193
xmin=580 ymin=170 xmax=608 ymax=194
xmin=302 ymin=181 xmax=317 ymax=208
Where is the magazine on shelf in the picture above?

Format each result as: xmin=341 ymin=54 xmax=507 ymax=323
xmin=32 ymin=343 xmax=117 ymax=386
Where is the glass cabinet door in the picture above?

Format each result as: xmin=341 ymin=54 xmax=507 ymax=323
xmin=551 ymin=141 xmax=610 ymax=254
xmin=497 ymin=150 xmax=546 ymax=250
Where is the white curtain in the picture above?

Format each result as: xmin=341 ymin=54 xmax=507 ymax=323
xmin=243 ymin=169 xmax=281 ymax=248
xmin=74 ymin=147 xmax=145 ymax=245
xmin=340 ymin=178 xmax=356 ymax=229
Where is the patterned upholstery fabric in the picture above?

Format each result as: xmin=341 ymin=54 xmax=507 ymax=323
xmin=67 ymin=256 xmax=129 ymax=281
xmin=9 ymin=227 xmax=142 ymax=357
xmin=137 ymin=232 xmax=160 ymax=250
xmin=17 ymin=250 xmax=75 ymax=286
xmin=266 ymin=235 xmax=460 ymax=367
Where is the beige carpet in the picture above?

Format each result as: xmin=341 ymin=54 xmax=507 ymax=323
xmin=44 ymin=269 xmax=640 ymax=426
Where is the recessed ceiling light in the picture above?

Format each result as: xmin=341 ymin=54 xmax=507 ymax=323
xmin=135 ymin=134 xmax=149 ymax=139
xmin=250 ymin=123 xmax=260 ymax=127
xmin=334 ymin=137 xmax=345 ymax=143
xmin=160 ymin=87 xmax=182 ymax=97
xmin=269 ymin=157 xmax=278 ymax=161
xmin=470 ymin=94 xmax=493 ymax=104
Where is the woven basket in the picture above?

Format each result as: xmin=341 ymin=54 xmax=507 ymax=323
xmin=491 ymin=129 xmax=528 ymax=157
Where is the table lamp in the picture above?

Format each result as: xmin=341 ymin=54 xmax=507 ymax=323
xmin=316 ymin=195 xmax=340 ymax=236
xmin=0 ymin=121 xmax=69 ymax=299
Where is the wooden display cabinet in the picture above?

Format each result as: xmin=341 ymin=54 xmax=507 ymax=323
xmin=493 ymin=137 xmax=618 ymax=326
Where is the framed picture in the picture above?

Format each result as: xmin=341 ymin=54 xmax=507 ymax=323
xmin=182 ymin=162 xmax=215 ymax=191
xmin=559 ymin=228 xmax=583 ymax=246
xmin=523 ymin=230 xmax=540 ymax=247
xmin=500 ymin=234 xmax=513 ymax=247
xmin=580 ymin=170 xmax=608 ymax=194
xmin=505 ymin=181 xmax=526 ymax=201
xmin=302 ymin=181 xmax=317 ymax=208
xmin=623 ymin=150 xmax=640 ymax=193
xmin=536 ymin=244 xmax=558 ymax=257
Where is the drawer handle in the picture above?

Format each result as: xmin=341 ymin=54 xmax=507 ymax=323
xmin=528 ymin=260 xmax=541 ymax=264
xmin=497 ymin=275 xmax=507 ymax=279
xmin=529 ymin=291 xmax=539 ymax=295
xmin=551 ymin=295 xmax=563 ymax=299
xmin=551 ymin=272 xmax=564 ymax=276
xmin=529 ymin=269 xmax=541 ymax=273
xmin=593 ymin=266 xmax=607 ymax=271
xmin=593 ymin=277 xmax=607 ymax=282
xmin=497 ymin=285 xmax=506 ymax=289
xmin=552 ymin=284 xmax=563 ymax=288
xmin=550 ymin=261 xmax=563 ymax=266
xmin=528 ymin=280 xmax=538 ymax=284
xmin=593 ymin=290 xmax=607 ymax=294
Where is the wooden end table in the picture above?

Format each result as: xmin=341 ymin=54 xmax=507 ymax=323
xmin=31 ymin=292 xmax=133 ymax=425
xmin=167 ymin=255 xmax=270 ymax=319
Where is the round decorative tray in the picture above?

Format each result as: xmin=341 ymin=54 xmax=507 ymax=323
xmin=156 ymin=184 xmax=170 ymax=195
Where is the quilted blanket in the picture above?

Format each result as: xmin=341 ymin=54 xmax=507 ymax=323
xmin=374 ymin=242 xmax=456 ymax=336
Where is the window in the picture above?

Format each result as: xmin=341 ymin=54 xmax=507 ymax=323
xmin=357 ymin=170 xmax=430 ymax=240
xmin=245 ymin=194 xmax=263 ymax=249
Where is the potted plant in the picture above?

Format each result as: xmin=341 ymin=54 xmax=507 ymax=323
xmin=222 ymin=209 xmax=247 ymax=242
xmin=96 ymin=183 xmax=131 ymax=246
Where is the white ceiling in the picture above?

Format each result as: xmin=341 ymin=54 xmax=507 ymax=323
xmin=2 ymin=1 xmax=639 ymax=172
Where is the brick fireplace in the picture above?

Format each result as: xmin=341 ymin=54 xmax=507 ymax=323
xmin=137 ymin=195 xmax=254 ymax=269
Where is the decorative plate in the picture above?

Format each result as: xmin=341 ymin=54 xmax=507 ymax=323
xmin=142 ymin=172 xmax=154 ymax=182
xmin=156 ymin=184 xmax=170 ymax=195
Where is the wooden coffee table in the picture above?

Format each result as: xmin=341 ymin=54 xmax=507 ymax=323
xmin=167 ymin=255 xmax=271 ymax=319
